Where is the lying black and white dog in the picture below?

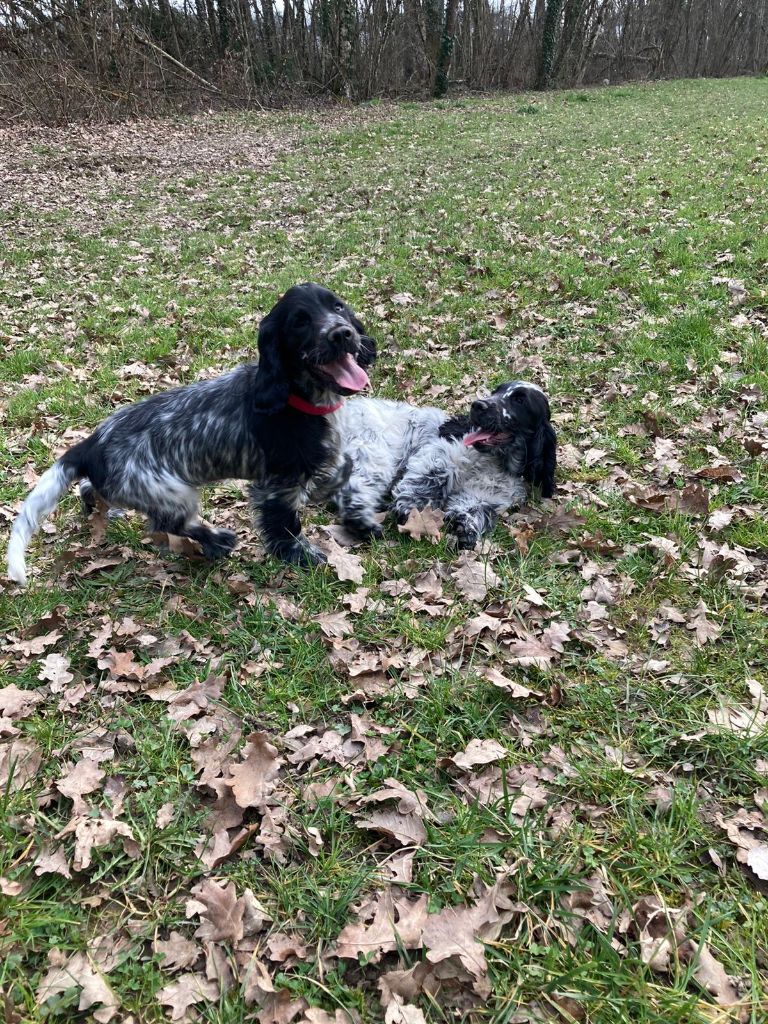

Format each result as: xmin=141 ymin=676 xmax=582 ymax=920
xmin=333 ymin=381 xmax=556 ymax=549
xmin=7 ymin=283 xmax=376 ymax=585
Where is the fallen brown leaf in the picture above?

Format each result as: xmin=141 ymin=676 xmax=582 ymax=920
xmin=227 ymin=732 xmax=283 ymax=810
xmin=448 ymin=738 xmax=508 ymax=770
xmin=397 ymin=506 xmax=444 ymax=542
xmin=156 ymin=972 xmax=219 ymax=1021
xmin=451 ymin=552 xmax=500 ymax=601
xmin=37 ymin=951 xmax=120 ymax=1022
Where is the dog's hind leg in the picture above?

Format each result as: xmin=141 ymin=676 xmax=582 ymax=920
xmin=127 ymin=481 xmax=236 ymax=561
xmin=149 ymin=509 xmax=237 ymax=560
xmin=79 ymin=480 xmax=98 ymax=516
xmin=391 ymin=442 xmax=456 ymax=525
xmin=79 ymin=480 xmax=126 ymax=521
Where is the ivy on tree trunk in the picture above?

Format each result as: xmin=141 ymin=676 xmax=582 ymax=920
xmin=536 ymin=0 xmax=564 ymax=89
xmin=433 ymin=0 xmax=459 ymax=97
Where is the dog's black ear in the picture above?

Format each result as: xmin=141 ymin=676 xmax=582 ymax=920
xmin=352 ymin=316 xmax=376 ymax=369
xmin=524 ymin=421 xmax=557 ymax=498
xmin=254 ymin=313 xmax=289 ymax=414
xmin=439 ymin=414 xmax=472 ymax=442
xmin=358 ymin=334 xmax=377 ymax=369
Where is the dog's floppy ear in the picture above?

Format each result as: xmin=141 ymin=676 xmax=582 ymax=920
xmin=254 ymin=312 xmax=289 ymax=414
xmin=524 ymin=420 xmax=557 ymax=498
xmin=357 ymin=334 xmax=377 ymax=369
xmin=438 ymin=414 xmax=472 ymax=442
xmin=352 ymin=316 xmax=377 ymax=369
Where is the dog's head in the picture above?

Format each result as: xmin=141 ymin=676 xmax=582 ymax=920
xmin=440 ymin=381 xmax=557 ymax=498
xmin=255 ymin=283 xmax=376 ymax=413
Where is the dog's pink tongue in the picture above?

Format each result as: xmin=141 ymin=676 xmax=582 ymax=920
xmin=324 ymin=353 xmax=369 ymax=391
xmin=463 ymin=429 xmax=496 ymax=447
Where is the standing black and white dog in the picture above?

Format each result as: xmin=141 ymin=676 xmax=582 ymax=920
xmin=333 ymin=381 xmax=556 ymax=549
xmin=7 ymin=283 xmax=376 ymax=585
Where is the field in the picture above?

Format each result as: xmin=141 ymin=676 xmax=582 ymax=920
xmin=1 ymin=78 xmax=767 ymax=1024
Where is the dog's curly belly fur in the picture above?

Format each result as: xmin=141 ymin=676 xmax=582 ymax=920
xmin=334 ymin=385 xmax=554 ymax=551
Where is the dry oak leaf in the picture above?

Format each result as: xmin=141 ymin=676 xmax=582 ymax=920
xmin=481 ymin=667 xmax=537 ymax=698
xmin=398 ymin=506 xmax=445 ymax=542
xmin=710 ymin=509 xmax=739 ymax=534
xmin=343 ymin=587 xmax=370 ymax=613
xmin=195 ymin=828 xmax=245 ymax=871
xmin=150 ymin=532 xmax=206 ymax=559
xmin=646 ymin=535 xmax=681 ymax=564
xmin=385 ymin=1004 xmax=427 ymax=1024
xmin=561 ymin=873 xmax=615 ymax=936
xmin=38 ymin=653 xmax=74 ymax=689
xmin=335 ymin=889 xmax=429 ymax=960
xmin=190 ymin=879 xmax=245 ymax=944
xmin=10 ymin=630 xmax=62 ymax=658
xmin=356 ymin=808 xmax=428 ymax=847
xmin=378 ymin=957 xmax=490 ymax=1007
xmin=165 ymin=674 xmax=226 ymax=722
xmin=57 ymin=815 xmax=137 ymax=872
xmin=464 ymin=612 xmax=506 ymax=638
xmin=154 ymin=932 xmax=202 ymax=973
xmin=240 ymin=957 xmax=308 ymax=1022
xmin=627 ymin=895 xmax=743 ymax=1009
xmin=316 ymin=535 xmax=365 ymax=584
xmin=356 ymin=778 xmax=433 ymax=847
xmin=55 ymin=757 xmax=106 ymax=813
xmin=299 ymin=1011 xmax=354 ymax=1024
xmin=37 ymin=951 xmax=120 ymax=1023
xmin=313 ymin=611 xmax=353 ymax=639
xmin=625 ymin=894 xmax=691 ymax=973
xmin=97 ymin=648 xmax=145 ymax=681
xmin=360 ymin=778 xmax=433 ymax=818
xmin=267 ymin=933 xmax=309 ymax=963
xmin=0 ymin=684 xmax=44 ymax=719
xmin=451 ymin=552 xmax=500 ymax=601
xmin=422 ymin=879 xmax=519 ymax=978
xmin=683 ymin=939 xmax=741 ymax=1008
xmin=156 ymin=801 xmax=175 ymax=829
xmin=504 ymin=635 xmax=559 ymax=671
xmin=686 ymin=601 xmax=722 ymax=646
xmin=449 ymin=738 xmax=508 ymax=770
xmin=347 ymin=713 xmax=392 ymax=763
xmin=227 ymin=731 xmax=283 ymax=810
xmin=33 ymin=845 xmax=72 ymax=879
xmin=0 ymin=737 xmax=42 ymax=791
xmin=156 ymin=973 xmax=219 ymax=1021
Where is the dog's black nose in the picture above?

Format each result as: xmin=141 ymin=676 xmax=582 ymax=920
xmin=329 ymin=325 xmax=354 ymax=344
xmin=471 ymin=399 xmax=490 ymax=417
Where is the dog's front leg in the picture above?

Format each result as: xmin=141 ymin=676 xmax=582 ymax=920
xmin=250 ymin=482 xmax=326 ymax=566
xmin=444 ymin=498 xmax=498 ymax=550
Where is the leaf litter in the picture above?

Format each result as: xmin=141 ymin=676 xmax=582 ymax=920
xmin=2 ymin=85 xmax=768 ymax=1023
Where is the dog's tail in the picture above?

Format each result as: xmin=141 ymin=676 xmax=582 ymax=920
xmin=7 ymin=460 xmax=81 ymax=587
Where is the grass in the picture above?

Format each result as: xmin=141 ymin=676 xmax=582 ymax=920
xmin=1 ymin=78 xmax=768 ymax=1022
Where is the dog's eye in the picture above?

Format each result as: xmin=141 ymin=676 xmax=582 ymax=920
xmin=334 ymin=303 xmax=344 ymax=312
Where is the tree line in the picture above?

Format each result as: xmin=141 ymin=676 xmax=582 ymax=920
xmin=0 ymin=0 xmax=765 ymax=122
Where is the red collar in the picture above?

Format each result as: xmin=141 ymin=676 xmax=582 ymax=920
xmin=286 ymin=393 xmax=344 ymax=416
